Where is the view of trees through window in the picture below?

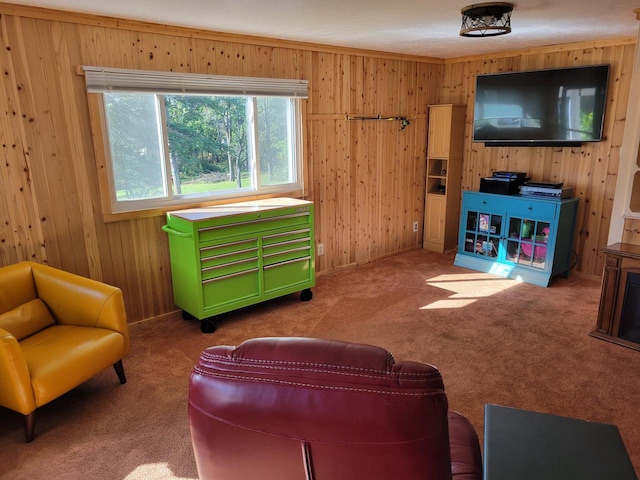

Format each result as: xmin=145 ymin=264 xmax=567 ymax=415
xmin=103 ymin=93 xmax=296 ymax=204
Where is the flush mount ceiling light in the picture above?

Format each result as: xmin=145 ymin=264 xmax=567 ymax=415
xmin=460 ymin=2 xmax=513 ymax=37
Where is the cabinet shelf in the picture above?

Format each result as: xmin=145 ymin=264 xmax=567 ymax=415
xmin=427 ymin=158 xmax=448 ymax=176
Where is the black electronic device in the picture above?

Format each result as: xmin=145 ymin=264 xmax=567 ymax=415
xmin=480 ymin=176 xmax=527 ymax=195
xmin=523 ymin=181 xmax=564 ymax=189
xmin=473 ymin=65 xmax=609 ymax=147
xmin=520 ymin=185 xmax=574 ymax=199
xmin=493 ymin=171 xmax=528 ymax=179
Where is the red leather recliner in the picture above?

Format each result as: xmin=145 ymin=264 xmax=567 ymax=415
xmin=189 ymin=337 xmax=482 ymax=480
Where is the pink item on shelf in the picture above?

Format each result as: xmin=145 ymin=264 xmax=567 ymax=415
xmin=521 ymin=227 xmax=549 ymax=259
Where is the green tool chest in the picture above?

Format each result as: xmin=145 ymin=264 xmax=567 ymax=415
xmin=162 ymin=198 xmax=315 ymax=332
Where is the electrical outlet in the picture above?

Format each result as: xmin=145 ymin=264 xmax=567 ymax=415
xmin=317 ymin=243 xmax=325 ymax=256
xmin=412 ymin=221 xmax=419 ymax=233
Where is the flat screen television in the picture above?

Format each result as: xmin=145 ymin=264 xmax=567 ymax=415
xmin=473 ymin=65 xmax=610 ymax=146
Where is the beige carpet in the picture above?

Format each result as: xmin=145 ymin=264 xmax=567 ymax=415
xmin=1 ymin=248 xmax=639 ymax=479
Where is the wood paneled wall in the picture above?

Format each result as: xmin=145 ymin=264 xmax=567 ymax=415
xmin=438 ymin=41 xmax=637 ymax=278
xmin=0 ymin=3 xmax=635 ymax=322
xmin=308 ymin=54 xmax=441 ymax=270
xmin=0 ymin=4 xmax=441 ymax=322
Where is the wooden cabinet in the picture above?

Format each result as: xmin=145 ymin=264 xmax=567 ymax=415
xmin=163 ymin=198 xmax=315 ymax=332
xmin=454 ymin=191 xmax=579 ymax=287
xmin=591 ymin=243 xmax=640 ymax=351
xmin=423 ymin=104 xmax=465 ymax=252
xmin=424 ymin=194 xmax=446 ymax=247
xmin=427 ymin=104 xmax=465 ymax=158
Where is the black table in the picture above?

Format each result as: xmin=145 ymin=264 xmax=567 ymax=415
xmin=484 ymin=404 xmax=638 ymax=480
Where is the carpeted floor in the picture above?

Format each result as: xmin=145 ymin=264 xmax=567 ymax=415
xmin=1 ymin=248 xmax=639 ymax=479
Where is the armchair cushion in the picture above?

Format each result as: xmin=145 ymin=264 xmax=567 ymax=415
xmin=21 ymin=325 xmax=126 ymax=406
xmin=0 ymin=299 xmax=56 ymax=341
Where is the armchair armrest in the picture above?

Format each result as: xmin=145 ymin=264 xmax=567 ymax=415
xmin=29 ymin=263 xmax=129 ymax=352
xmin=0 ymin=328 xmax=35 ymax=415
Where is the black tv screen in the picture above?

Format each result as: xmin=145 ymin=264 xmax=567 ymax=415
xmin=473 ymin=65 xmax=609 ymax=146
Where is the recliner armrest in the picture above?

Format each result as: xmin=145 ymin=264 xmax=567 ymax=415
xmin=448 ymin=411 xmax=483 ymax=479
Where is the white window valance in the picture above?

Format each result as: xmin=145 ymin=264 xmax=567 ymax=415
xmin=82 ymin=66 xmax=308 ymax=98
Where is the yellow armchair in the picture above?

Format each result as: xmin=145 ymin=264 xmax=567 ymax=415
xmin=0 ymin=261 xmax=130 ymax=442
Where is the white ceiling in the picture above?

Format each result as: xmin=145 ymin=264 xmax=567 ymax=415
xmin=3 ymin=0 xmax=639 ymax=58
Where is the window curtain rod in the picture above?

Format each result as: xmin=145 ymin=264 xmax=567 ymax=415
xmin=81 ymin=65 xmax=309 ymax=98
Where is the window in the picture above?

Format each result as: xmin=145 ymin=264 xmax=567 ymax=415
xmin=84 ymin=67 xmax=308 ymax=215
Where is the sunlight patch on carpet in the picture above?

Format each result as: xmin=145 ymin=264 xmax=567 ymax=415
xmin=421 ymin=298 xmax=478 ymax=309
xmin=421 ymin=273 xmax=519 ymax=309
xmin=124 ymin=463 xmax=197 ymax=480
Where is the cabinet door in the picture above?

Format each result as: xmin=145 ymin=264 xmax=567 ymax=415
xmin=424 ymin=195 xmax=446 ymax=249
xmin=427 ymin=106 xmax=452 ymax=158
xmin=461 ymin=208 xmax=503 ymax=258
xmin=504 ymin=216 xmax=552 ymax=271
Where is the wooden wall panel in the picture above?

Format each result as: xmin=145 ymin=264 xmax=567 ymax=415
xmin=307 ymin=52 xmax=437 ymax=271
xmin=0 ymin=3 xmax=635 ymax=323
xmin=622 ymin=218 xmax=640 ymax=243
xmin=440 ymin=41 xmax=636 ymax=277
xmin=0 ymin=5 xmax=439 ymax=322
xmin=0 ymin=14 xmax=45 ymax=266
xmin=308 ymin=117 xmax=352 ymax=271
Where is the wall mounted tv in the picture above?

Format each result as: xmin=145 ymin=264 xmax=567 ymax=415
xmin=473 ymin=64 xmax=610 ymax=147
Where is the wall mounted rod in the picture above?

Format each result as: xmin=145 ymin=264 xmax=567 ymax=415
xmin=345 ymin=114 xmax=403 ymax=121
xmin=345 ymin=114 xmax=411 ymax=129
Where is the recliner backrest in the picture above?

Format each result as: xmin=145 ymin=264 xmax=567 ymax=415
xmin=189 ymin=337 xmax=453 ymax=480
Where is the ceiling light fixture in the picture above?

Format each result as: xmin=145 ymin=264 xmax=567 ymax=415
xmin=460 ymin=2 xmax=513 ymax=37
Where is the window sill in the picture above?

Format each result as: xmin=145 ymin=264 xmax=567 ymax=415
xmin=101 ymin=190 xmax=306 ymax=223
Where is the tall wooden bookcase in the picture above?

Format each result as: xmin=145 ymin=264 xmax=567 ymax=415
xmin=423 ymin=104 xmax=466 ymax=252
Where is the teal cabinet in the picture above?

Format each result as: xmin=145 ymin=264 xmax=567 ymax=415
xmin=163 ymin=198 xmax=315 ymax=331
xmin=454 ymin=191 xmax=579 ymax=287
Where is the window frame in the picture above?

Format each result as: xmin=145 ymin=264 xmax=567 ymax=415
xmin=83 ymin=67 xmax=308 ymax=222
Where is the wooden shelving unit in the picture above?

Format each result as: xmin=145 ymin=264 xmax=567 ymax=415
xmin=423 ymin=104 xmax=466 ymax=253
